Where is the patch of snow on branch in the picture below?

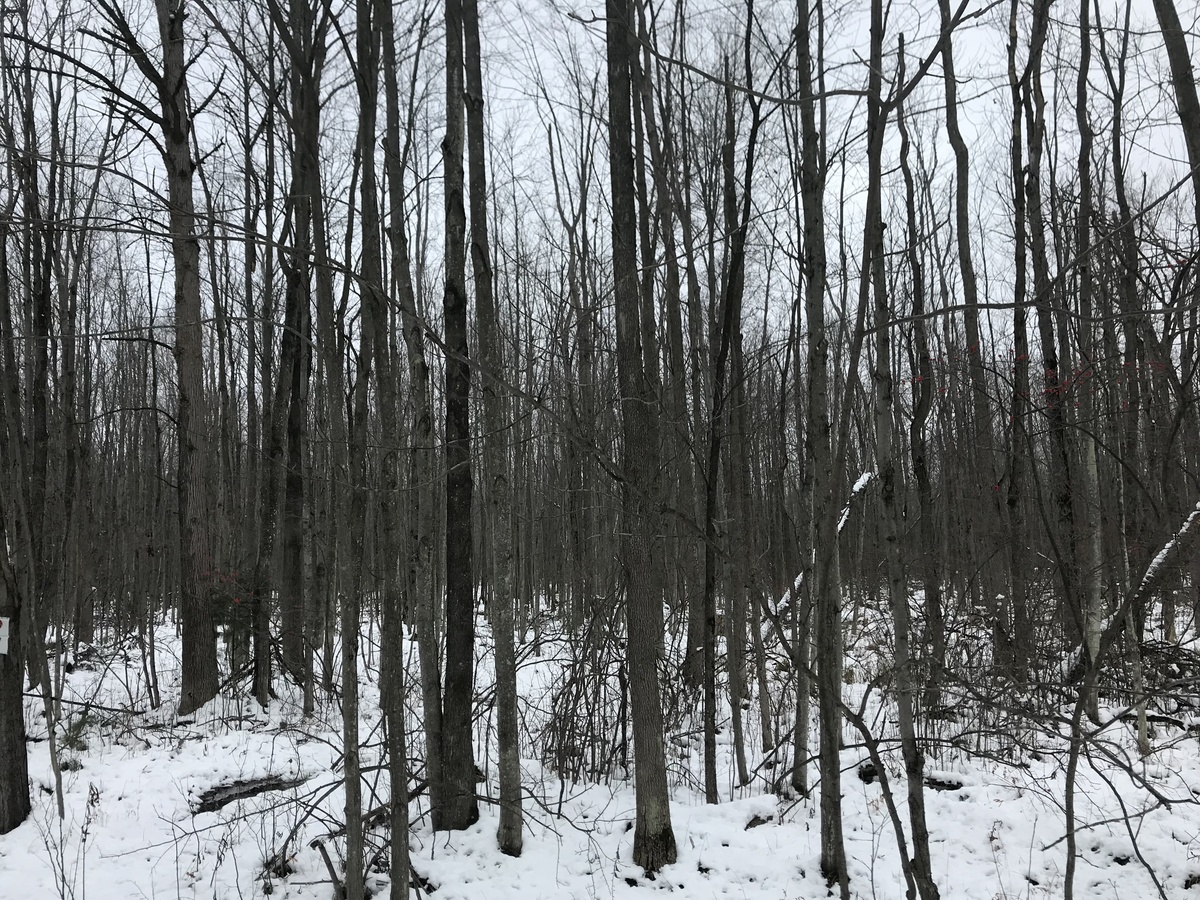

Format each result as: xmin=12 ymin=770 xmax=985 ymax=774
xmin=1137 ymin=500 xmax=1200 ymax=599
xmin=837 ymin=471 xmax=876 ymax=533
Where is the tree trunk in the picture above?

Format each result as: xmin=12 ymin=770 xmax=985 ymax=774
xmin=881 ymin=45 xmax=939 ymax=900
xmin=463 ymin=0 xmax=523 ymax=854
xmin=381 ymin=1 xmax=444 ymax=832
xmin=0 ymin=559 xmax=29 ymax=834
xmin=794 ymin=0 xmax=847 ymax=890
xmin=1020 ymin=0 xmax=1077 ymax=637
xmin=442 ymin=0 xmax=479 ymax=832
xmin=0 ymin=247 xmax=32 ymax=823
xmin=1151 ymin=0 xmax=1200 ymax=231
xmin=938 ymin=0 xmax=998 ymax=619
xmin=606 ymin=0 xmax=677 ymax=872
xmin=155 ymin=0 xmax=219 ymax=717
xmin=1073 ymin=0 xmax=1104 ymax=721
xmin=1004 ymin=0 xmax=1032 ymax=679
xmin=279 ymin=287 xmax=309 ymax=682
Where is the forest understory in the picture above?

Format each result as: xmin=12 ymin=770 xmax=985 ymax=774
xmin=3 ymin=589 xmax=1200 ymax=900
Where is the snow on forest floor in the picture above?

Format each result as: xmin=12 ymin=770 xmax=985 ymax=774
xmin=3 ymin=615 xmax=1200 ymax=899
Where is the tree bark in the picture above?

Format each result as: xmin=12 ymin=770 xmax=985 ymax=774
xmin=1004 ymin=0 xmax=1032 ymax=678
xmin=463 ymin=0 xmax=523 ymax=855
xmin=154 ymin=0 xmax=219 ymax=717
xmin=606 ymin=0 xmax=677 ymax=872
xmin=442 ymin=0 xmax=480 ymax=832
xmin=793 ymin=0 xmax=847 ymax=890
xmin=938 ymin=0 xmax=998 ymax=620
xmin=380 ymin=3 xmax=444 ymax=831
xmin=1150 ymin=0 xmax=1200 ymax=231
xmin=882 ymin=44 xmax=939 ymax=900
xmin=0 ymin=226 xmax=31 ymax=830
xmin=1022 ymin=0 xmax=1078 ymax=633
xmin=0 ymin=556 xmax=28 ymax=834
xmin=1073 ymin=0 xmax=1104 ymax=722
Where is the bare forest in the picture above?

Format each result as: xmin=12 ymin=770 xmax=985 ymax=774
xmin=2 ymin=0 xmax=1200 ymax=897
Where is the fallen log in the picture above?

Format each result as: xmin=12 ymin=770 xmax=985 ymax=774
xmin=193 ymin=775 xmax=308 ymax=814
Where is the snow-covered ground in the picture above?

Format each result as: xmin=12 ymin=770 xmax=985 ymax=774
xmin=3 ymin=616 xmax=1200 ymax=899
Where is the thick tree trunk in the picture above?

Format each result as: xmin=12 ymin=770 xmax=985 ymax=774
xmin=155 ymin=0 xmax=218 ymax=718
xmin=606 ymin=0 xmax=676 ymax=872
xmin=0 ymin=549 xmax=30 ymax=834
xmin=279 ymin=298 xmax=309 ymax=681
xmin=442 ymin=0 xmax=479 ymax=832
xmin=0 ymin=216 xmax=31 ymax=833
xmin=1151 ymin=0 xmax=1200 ymax=230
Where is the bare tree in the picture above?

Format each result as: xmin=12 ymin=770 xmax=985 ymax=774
xmin=605 ymin=0 xmax=676 ymax=872
xmin=381 ymin=0 xmax=445 ymax=832
xmin=379 ymin=1 xmax=425 ymax=892
xmin=1150 ymin=0 xmax=1200 ymax=230
xmin=120 ymin=0 xmax=222 ymax=716
xmin=441 ymin=0 xmax=480 ymax=832
xmin=0 ymin=211 xmax=32 ymax=833
xmin=790 ymin=0 xmax=847 ymax=889
xmin=879 ymin=40 xmax=939 ymax=900
xmin=463 ymin=0 xmax=523 ymax=855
